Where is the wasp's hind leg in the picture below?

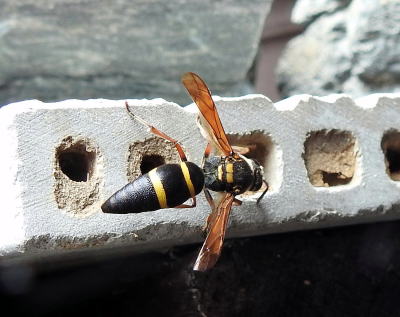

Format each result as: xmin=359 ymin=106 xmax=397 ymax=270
xmin=202 ymin=189 xmax=217 ymax=235
xmin=125 ymin=101 xmax=188 ymax=162
xmin=201 ymin=142 xmax=213 ymax=167
xmin=202 ymin=191 xmax=241 ymax=233
xmin=201 ymin=143 xmax=217 ymax=234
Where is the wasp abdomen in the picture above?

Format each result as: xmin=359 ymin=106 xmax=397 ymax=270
xmin=102 ymin=162 xmax=204 ymax=214
xmin=101 ymin=174 xmax=159 ymax=214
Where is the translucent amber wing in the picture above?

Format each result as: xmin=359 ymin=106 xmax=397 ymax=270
xmin=182 ymin=72 xmax=233 ymax=156
xmin=193 ymin=193 xmax=234 ymax=271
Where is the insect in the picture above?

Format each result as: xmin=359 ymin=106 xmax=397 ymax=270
xmin=102 ymin=72 xmax=268 ymax=271
xmin=101 ymin=102 xmax=204 ymax=214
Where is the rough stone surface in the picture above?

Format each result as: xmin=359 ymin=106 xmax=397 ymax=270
xmin=292 ymin=0 xmax=351 ymax=24
xmin=2 ymin=94 xmax=400 ymax=258
xmin=278 ymin=0 xmax=400 ymax=98
xmin=0 ymin=0 xmax=272 ymax=106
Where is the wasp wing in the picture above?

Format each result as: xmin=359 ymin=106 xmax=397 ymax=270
xmin=203 ymin=191 xmax=226 ymax=233
xmin=193 ymin=193 xmax=235 ymax=271
xmin=182 ymin=72 xmax=233 ymax=156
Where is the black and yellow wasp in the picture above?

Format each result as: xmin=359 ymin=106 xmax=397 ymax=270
xmin=102 ymin=72 xmax=268 ymax=271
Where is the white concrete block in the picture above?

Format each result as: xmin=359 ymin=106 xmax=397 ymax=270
xmin=2 ymin=94 xmax=400 ymax=257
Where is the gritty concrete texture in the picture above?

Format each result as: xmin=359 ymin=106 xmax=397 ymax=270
xmin=278 ymin=0 xmax=400 ymax=98
xmin=2 ymin=94 xmax=400 ymax=258
xmin=303 ymin=129 xmax=356 ymax=186
xmin=127 ymin=137 xmax=181 ymax=182
xmin=0 ymin=0 xmax=272 ymax=106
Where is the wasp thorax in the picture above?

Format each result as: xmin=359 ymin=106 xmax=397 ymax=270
xmin=203 ymin=155 xmax=265 ymax=195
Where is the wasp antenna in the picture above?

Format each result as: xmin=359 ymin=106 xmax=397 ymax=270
xmin=124 ymin=101 xmax=153 ymax=129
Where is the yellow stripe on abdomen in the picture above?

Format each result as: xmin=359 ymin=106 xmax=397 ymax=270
xmin=218 ymin=165 xmax=223 ymax=181
xmin=226 ymin=163 xmax=234 ymax=183
xmin=148 ymin=169 xmax=168 ymax=209
xmin=180 ymin=162 xmax=196 ymax=198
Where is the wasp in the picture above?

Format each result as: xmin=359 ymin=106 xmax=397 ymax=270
xmin=102 ymin=72 xmax=268 ymax=271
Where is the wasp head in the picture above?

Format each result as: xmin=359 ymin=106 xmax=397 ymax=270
xmin=248 ymin=159 xmax=264 ymax=191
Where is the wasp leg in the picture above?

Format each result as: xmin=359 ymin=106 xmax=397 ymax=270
xmin=202 ymin=189 xmax=218 ymax=235
xmin=125 ymin=101 xmax=188 ymax=162
xmin=256 ymin=180 xmax=269 ymax=204
xmin=174 ymin=196 xmax=197 ymax=209
xmin=200 ymin=142 xmax=220 ymax=236
xmin=201 ymin=142 xmax=213 ymax=167
xmin=202 ymin=192 xmax=242 ymax=237
xmin=204 ymin=188 xmax=216 ymax=211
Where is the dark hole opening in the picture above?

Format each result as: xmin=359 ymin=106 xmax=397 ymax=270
xmin=321 ymin=171 xmax=351 ymax=186
xmin=59 ymin=151 xmax=91 ymax=182
xmin=228 ymin=133 xmax=270 ymax=168
xmin=381 ymin=130 xmax=400 ymax=181
xmin=386 ymin=149 xmax=400 ymax=174
xmin=140 ymin=154 xmax=165 ymax=174
xmin=238 ymin=143 xmax=266 ymax=166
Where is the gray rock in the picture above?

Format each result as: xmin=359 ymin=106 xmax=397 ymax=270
xmin=0 ymin=0 xmax=272 ymax=106
xmin=277 ymin=0 xmax=400 ymax=98
xmin=292 ymin=0 xmax=351 ymax=24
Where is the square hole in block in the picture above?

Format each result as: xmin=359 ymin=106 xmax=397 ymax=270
xmin=228 ymin=130 xmax=282 ymax=193
xmin=303 ymin=129 xmax=357 ymax=187
xmin=54 ymin=136 xmax=102 ymax=216
xmin=381 ymin=129 xmax=400 ymax=181
xmin=127 ymin=137 xmax=181 ymax=181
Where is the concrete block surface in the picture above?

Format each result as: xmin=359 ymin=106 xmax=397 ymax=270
xmin=2 ymin=93 xmax=400 ymax=258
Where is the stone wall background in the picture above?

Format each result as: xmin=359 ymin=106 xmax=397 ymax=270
xmin=276 ymin=0 xmax=400 ymax=98
xmin=0 ymin=0 xmax=272 ymax=107
xmin=2 ymin=1 xmax=399 ymax=106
